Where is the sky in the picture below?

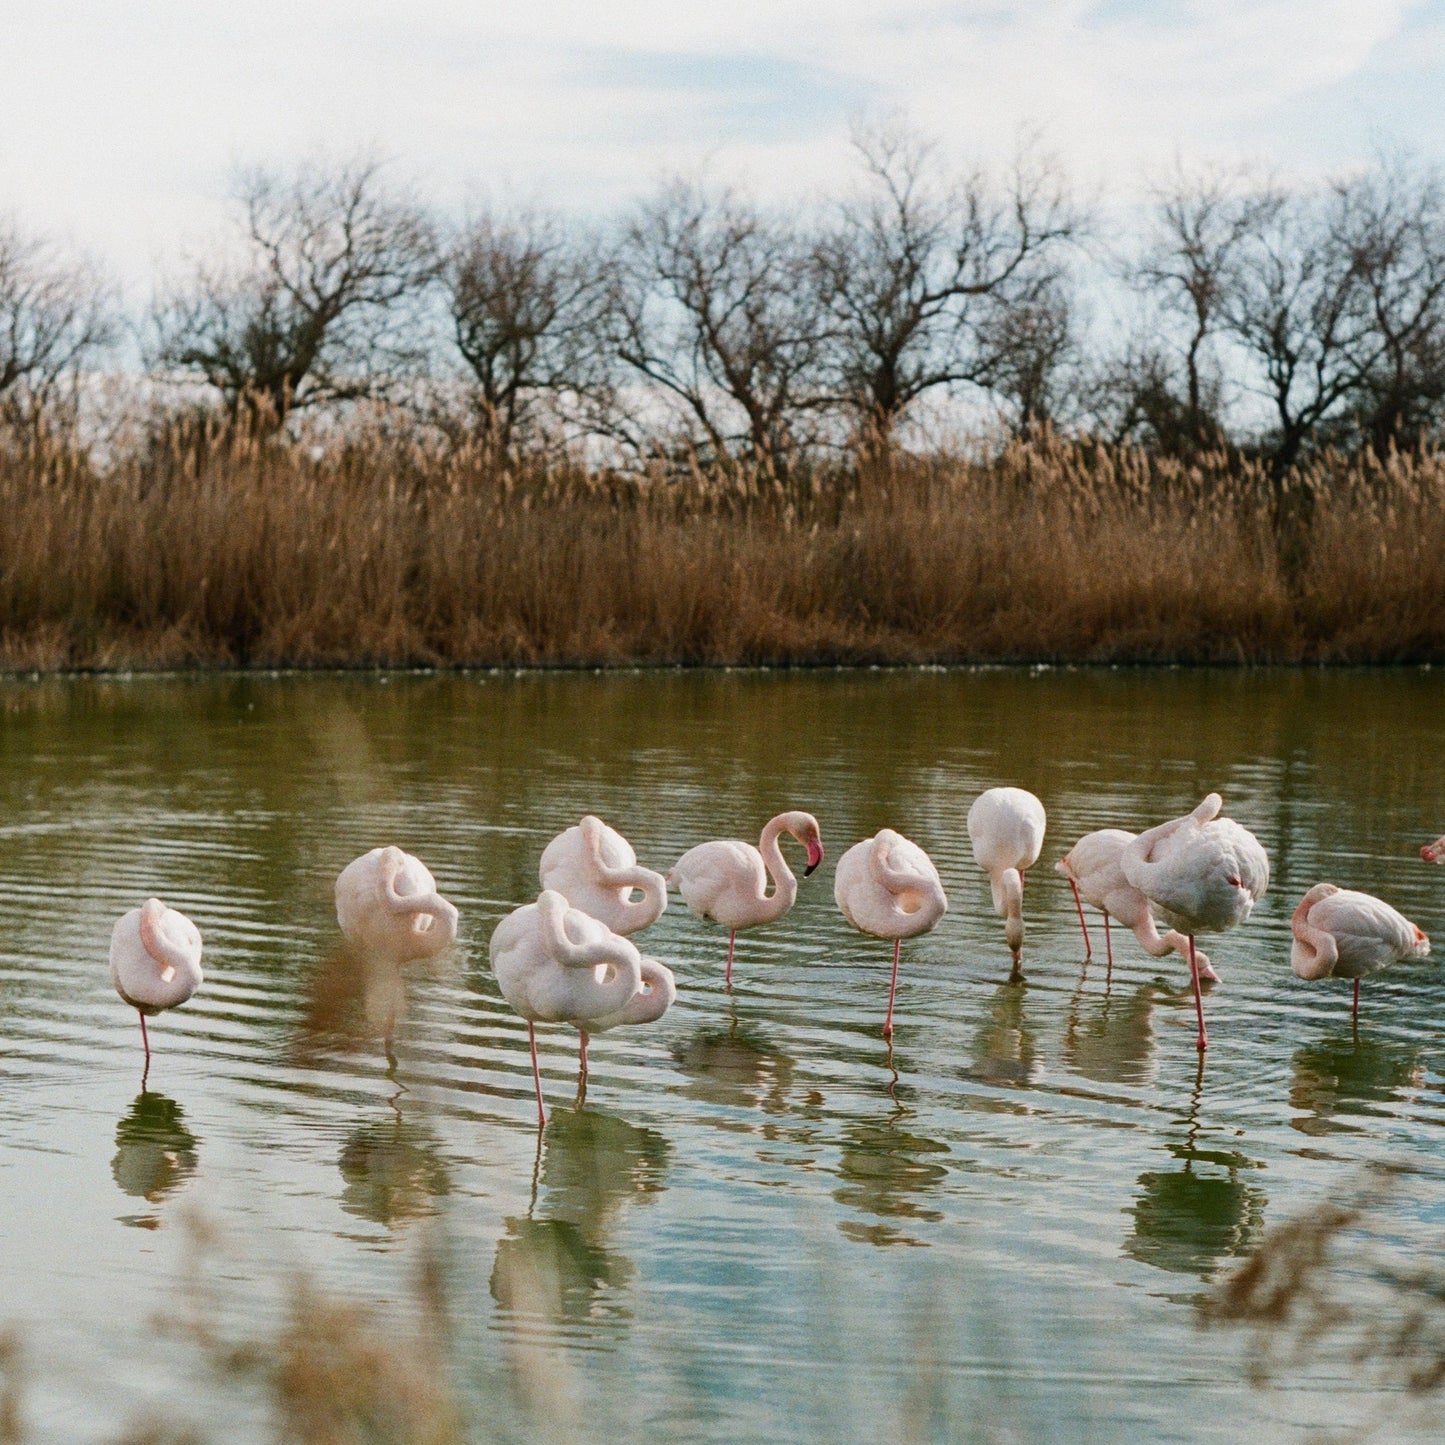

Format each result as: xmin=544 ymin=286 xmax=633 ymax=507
xmin=3 ymin=0 xmax=1445 ymax=292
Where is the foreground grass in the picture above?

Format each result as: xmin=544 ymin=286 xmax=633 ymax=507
xmin=2 ymin=427 xmax=1442 ymax=670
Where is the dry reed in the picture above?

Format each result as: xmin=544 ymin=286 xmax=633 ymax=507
xmin=2 ymin=425 xmax=1442 ymax=671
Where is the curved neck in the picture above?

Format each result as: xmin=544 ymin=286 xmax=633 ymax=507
xmin=540 ymin=892 xmax=636 ymax=975
xmin=139 ymin=900 xmax=199 ymax=986
xmin=610 ymin=959 xmax=677 ymax=1026
xmin=990 ymin=868 xmax=1024 ymax=952
xmin=757 ymin=817 xmax=800 ymax=921
xmin=1290 ymin=889 xmax=1338 ymax=979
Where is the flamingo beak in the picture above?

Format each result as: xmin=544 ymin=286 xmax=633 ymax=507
xmin=804 ymin=840 xmax=824 ymax=877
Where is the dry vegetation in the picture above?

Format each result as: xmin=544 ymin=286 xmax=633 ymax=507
xmin=1 ymin=424 xmax=1441 ymax=672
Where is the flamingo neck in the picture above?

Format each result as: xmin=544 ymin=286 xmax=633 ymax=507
xmin=757 ymin=818 xmax=800 ymax=921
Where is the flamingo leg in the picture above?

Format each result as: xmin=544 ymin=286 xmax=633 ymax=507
xmin=138 ymin=1010 xmax=151 ymax=1063
xmin=1352 ymin=978 xmax=1360 ymax=1020
xmin=1068 ymin=878 xmax=1092 ymax=957
xmin=577 ymin=1029 xmax=590 ymax=1109
xmin=883 ymin=937 xmax=901 ymax=1039
xmin=1189 ymin=935 xmax=1208 ymax=1052
xmin=1104 ymin=912 xmax=1114 ymax=976
xmin=528 ymin=1022 xmax=547 ymax=1129
xmin=725 ymin=930 xmax=736 ymax=990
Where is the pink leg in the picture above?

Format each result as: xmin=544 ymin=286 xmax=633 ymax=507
xmin=1068 ymin=878 xmax=1092 ymax=957
xmin=528 ymin=1022 xmax=547 ymax=1128
xmin=725 ymin=930 xmax=736 ymax=990
xmin=1352 ymin=978 xmax=1360 ymax=1020
xmin=138 ymin=1011 xmax=151 ymax=1063
xmin=577 ymin=1029 xmax=590 ymax=1108
xmin=1104 ymin=912 xmax=1114 ymax=974
xmin=1189 ymin=936 xmax=1208 ymax=1052
xmin=883 ymin=937 xmax=901 ymax=1039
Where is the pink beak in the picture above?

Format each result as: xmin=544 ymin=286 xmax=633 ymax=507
xmin=804 ymin=840 xmax=825 ymax=876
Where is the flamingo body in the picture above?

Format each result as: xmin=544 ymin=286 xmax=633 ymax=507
xmin=968 ymin=787 xmax=1046 ymax=966
xmin=539 ymin=815 xmax=666 ymax=936
xmin=834 ymin=829 xmax=947 ymax=1037
xmin=1056 ymin=828 xmax=1217 ymax=981
xmin=335 ymin=846 xmax=459 ymax=966
xmin=670 ymin=810 xmax=823 ymax=985
xmin=111 ymin=898 xmax=204 ymax=1016
xmin=1121 ymin=794 xmax=1268 ymax=1051
xmin=490 ymin=890 xmax=676 ymax=1123
xmin=1290 ymin=884 xmax=1429 ymax=984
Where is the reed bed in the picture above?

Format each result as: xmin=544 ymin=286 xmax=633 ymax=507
xmin=1 ymin=427 xmax=1441 ymax=670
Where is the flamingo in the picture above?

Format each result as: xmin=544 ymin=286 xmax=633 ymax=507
xmin=539 ymin=815 xmax=667 ymax=935
xmin=1290 ymin=884 xmax=1430 ymax=1018
xmin=669 ymin=811 xmax=824 ymax=988
xmin=968 ymin=787 xmax=1046 ymax=972
xmin=335 ymin=847 xmax=459 ymax=1052
xmin=110 ymin=898 xmax=203 ymax=1072
xmin=1422 ymin=834 xmax=1445 ymax=865
xmin=489 ymin=889 xmax=676 ymax=1125
xmin=834 ymin=829 xmax=947 ymax=1038
xmin=1056 ymin=828 xmax=1218 ymax=981
xmin=1121 ymin=794 xmax=1269 ymax=1052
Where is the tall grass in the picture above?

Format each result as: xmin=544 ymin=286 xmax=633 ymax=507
xmin=2 ymin=425 xmax=1441 ymax=670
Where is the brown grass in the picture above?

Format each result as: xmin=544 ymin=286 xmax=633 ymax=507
xmin=2 ymin=424 xmax=1442 ymax=670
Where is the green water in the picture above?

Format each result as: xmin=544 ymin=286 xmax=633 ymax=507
xmin=1 ymin=669 xmax=1442 ymax=1441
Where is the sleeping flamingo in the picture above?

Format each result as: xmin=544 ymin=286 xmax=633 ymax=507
xmin=539 ymin=815 xmax=667 ymax=935
xmin=670 ymin=811 xmax=824 ymax=988
xmin=110 ymin=898 xmax=203 ymax=1071
xmin=968 ymin=787 xmax=1046 ymax=972
xmin=490 ymin=889 xmax=676 ymax=1125
xmin=335 ymin=847 xmax=459 ymax=1052
xmin=1422 ymin=835 xmax=1445 ymax=864
xmin=1290 ymin=884 xmax=1430 ymax=1018
xmin=1056 ymin=828 xmax=1218 ymax=981
xmin=834 ymin=829 xmax=947 ymax=1038
xmin=1121 ymin=794 xmax=1269 ymax=1052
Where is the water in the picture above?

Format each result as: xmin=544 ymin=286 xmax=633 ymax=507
xmin=1 ymin=668 xmax=1442 ymax=1442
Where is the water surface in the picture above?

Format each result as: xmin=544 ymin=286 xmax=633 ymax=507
xmin=1 ymin=668 xmax=1442 ymax=1440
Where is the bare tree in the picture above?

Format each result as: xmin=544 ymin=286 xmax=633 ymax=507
xmin=975 ymin=272 xmax=1081 ymax=440
xmin=0 ymin=217 xmax=113 ymax=430
xmin=153 ymin=158 xmax=435 ymax=426
xmin=609 ymin=179 xmax=831 ymax=478
xmin=812 ymin=116 xmax=1080 ymax=455
xmin=1124 ymin=163 xmax=1280 ymax=453
xmin=441 ymin=209 xmax=611 ymax=460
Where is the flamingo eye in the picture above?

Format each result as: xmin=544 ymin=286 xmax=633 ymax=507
xmin=1226 ymin=875 xmax=1243 ymax=888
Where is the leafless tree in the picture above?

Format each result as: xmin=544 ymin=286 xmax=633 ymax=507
xmin=608 ymin=179 xmax=832 ymax=478
xmin=1123 ymin=163 xmax=1281 ymax=453
xmin=152 ymin=158 xmax=435 ymax=426
xmin=812 ymin=116 xmax=1080 ymax=455
xmin=0 ymin=217 xmax=114 ymax=430
xmin=441 ymin=209 xmax=611 ymax=460
xmin=975 ymin=272 xmax=1081 ymax=440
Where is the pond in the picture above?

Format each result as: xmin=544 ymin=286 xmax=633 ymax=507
xmin=1 ymin=668 xmax=1442 ymax=1441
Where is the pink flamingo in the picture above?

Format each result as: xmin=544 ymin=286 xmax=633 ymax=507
xmin=489 ymin=889 xmax=676 ymax=1125
xmin=834 ymin=829 xmax=947 ymax=1038
xmin=1056 ymin=828 xmax=1218 ymax=981
xmin=1291 ymin=884 xmax=1430 ymax=1018
xmin=967 ymin=787 xmax=1045 ymax=971
xmin=1121 ymin=794 xmax=1269 ymax=1052
xmin=335 ymin=847 xmax=459 ymax=1052
xmin=1422 ymin=835 xmax=1445 ymax=864
xmin=539 ymin=815 xmax=667 ymax=935
xmin=110 ymin=898 xmax=204 ymax=1070
xmin=670 ymin=811 xmax=824 ymax=988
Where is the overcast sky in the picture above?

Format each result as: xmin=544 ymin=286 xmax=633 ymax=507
xmin=4 ymin=1 xmax=1444 ymax=290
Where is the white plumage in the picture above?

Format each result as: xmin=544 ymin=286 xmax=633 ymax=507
xmin=539 ymin=815 xmax=667 ymax=936
xmin=968 ymin=787 xmax=1046 ymax=968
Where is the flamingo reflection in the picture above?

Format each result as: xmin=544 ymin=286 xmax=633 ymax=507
xmin=112 ymin=1090 xmax=200 ymax=1222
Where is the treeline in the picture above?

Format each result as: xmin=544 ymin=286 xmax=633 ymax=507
xmin=6 ymin=120 xmax=1445 ymax=479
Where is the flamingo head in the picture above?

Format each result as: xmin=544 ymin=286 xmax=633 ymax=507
xmin=1421 ymin=834 xmax=1445 ymax=865
xmin=781 ymin=811 xmax=825 ymax=876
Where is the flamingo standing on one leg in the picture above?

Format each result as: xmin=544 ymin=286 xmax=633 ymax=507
xmin=1290 ymin=883 xmax=1430 ymax=1019
xmin=335 ymin=847 xmax=459 ymax=1054
xmin=110 ymin=898 xmax=204 ymax=1075
xmin=1121 ymin=794 xmax=1269 ymax=1052
xmin=968 ymin=787 xmax=1046 ymax=973
xmin=669 ymin=811 xmax=824 ymax=988
xmin=539 ymin=815 xmax=667 ymax=935
xmin=1056 ymin=828 xmax=1218 ymax=981
xmin=1422 ymin=835 xmax=1445 ymax=865
xmin=834 ymin=829 xmax=947 ymax=1038
xmin=490 ymin=889 xmax=676 ymax=1125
